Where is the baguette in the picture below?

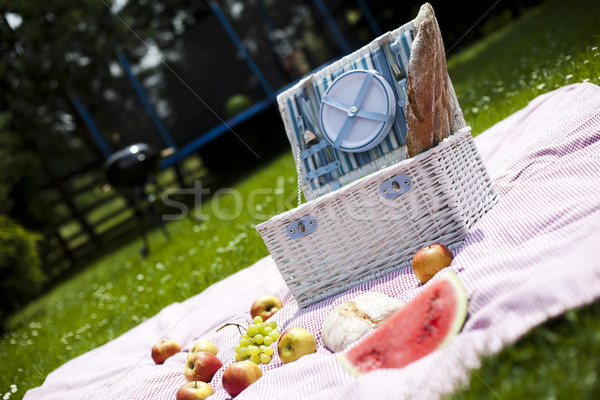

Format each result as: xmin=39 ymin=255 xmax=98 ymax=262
xmin=405 ymin=3 xmax=454 ymax=157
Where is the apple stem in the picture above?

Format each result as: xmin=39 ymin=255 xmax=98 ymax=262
xmin=216 ymin=322 xmax=245 ymax=334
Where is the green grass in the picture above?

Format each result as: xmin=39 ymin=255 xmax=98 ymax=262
xmin=0 ymin=154 xmax=299 ymax=399
xmin=445 ymin=0 xmax=600 ymax=397
xmin=2 ymin=0 xmax=600 ymax=398
xmin=449 ymin=303 xmax=600 ymax=400
xmin=447 ymin=0 xmax=600 ymax=136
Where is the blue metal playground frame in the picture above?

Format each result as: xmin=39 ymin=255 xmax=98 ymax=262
xmin=69 ymin=0 xmax=382 ymax=170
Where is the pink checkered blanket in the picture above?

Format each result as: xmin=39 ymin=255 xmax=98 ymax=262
xmin=25 ymin=83 xmax=600 ymax=400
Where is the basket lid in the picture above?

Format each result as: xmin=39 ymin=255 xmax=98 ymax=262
xmin=319 ymin=69 xmax=396 ymax=153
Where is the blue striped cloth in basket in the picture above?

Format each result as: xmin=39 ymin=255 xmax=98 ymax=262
xmin=278 ymin=21 xmax=418 ymax=201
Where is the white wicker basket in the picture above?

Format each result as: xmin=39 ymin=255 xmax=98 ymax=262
xmin=276 ymin=19 xmax=466 ymax=202
xmin=256 ymin=127 xmax=497 ymax=307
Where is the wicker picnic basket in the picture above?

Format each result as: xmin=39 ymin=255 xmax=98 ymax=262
xmin=256 ymin=5 xmax=497 ymax=307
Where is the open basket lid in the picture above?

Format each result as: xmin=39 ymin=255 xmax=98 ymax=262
xmin=319 ymin=69 xmax=396 ymax=153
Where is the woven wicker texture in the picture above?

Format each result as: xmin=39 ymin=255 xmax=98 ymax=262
xmin=256 ymin=128 xmax=497 ymax=307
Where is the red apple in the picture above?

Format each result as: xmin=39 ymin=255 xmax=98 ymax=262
xmin=176 ymin=380 xmax=213 ymax=400
xmin=222 ymin=361 xmax=263 ymax=398
xmin=277 ymin=327 xmax=317 ymax=364
xmin=184 ymin=351 xmax=223 ymax=382
xmin=412 ymin=243 xmax=454 ymax=284
xmin=151 ymin=338 xmax=181 ymax=364
xmin=250 ymin=295 xmax=283 ymax=321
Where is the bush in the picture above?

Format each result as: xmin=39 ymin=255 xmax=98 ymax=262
xmin=0 ymin=215 xmax=45 ymax=323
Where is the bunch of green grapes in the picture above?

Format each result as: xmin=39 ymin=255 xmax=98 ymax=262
xmin=234 ymin=316 xmax=281 ymax=364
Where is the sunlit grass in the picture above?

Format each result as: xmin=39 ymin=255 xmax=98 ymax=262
xmin=447 ymin=0 xmax=600 ymax=136
xmin=448 ymin=303 xmax=600 ymax=400
xmin=445 ymin=0 xmax=600 ymax=397
xmin=2 ymin=0 xmax=600 ymax=399
xmin=0 ymin=153 xmax=298 ymax=399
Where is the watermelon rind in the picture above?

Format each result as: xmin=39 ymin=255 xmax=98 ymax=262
xmin=336 ymin=270 xmax=468 ymax=375
xmin=338 ymin=349 xmax=361 ymax=377
xmin=437 ymin=270 xmax=467 ymax=351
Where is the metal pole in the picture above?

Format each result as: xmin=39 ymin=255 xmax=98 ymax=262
xmin=255 ymin=0 xmax=285 ymax=84
xmin=65 ymin=83 xmax=113 ymax=158
xmin=115 ymin=49 xmax=178 ymax=150
xmin=209 ymin=0 xmax=274 ymax=96
xmin=354 ymin=0 xmax=383 ymax=37
xmin=312 ymin=0 xmax=351 ymax=54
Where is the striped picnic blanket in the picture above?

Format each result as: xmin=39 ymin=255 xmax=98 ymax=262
xmin=25 ymin=82 xmax=600 ymax=399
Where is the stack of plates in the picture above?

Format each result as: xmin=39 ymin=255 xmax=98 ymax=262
xmin=320 ymin=69 xmax=396 ymax=153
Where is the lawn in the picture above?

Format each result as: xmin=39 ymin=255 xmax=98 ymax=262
xmin=2 ymin=0 xmax=600 ymax=398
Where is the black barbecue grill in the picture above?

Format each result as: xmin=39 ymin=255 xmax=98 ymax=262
xmin=104 ymin=143 xmax=170 ymax=256
xmin=104 ymin=143 xmax=161 ymax=188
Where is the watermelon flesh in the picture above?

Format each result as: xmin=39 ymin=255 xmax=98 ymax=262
xmin=338 ymin=270 xmax=467 ymax=375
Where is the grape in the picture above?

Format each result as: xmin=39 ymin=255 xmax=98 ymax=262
xmin=260 ymin=353 xmax=271 ymax=364
xmin=224 ymin=319 xmax=278 ymax=366
xmin=255 ymin=323 xmax=265 ymax=334
xmin=247 ymin=325 xmax=258 ymax=337
xmin=263 ymin=335 xmax=273 ymax=346
xmin=247 ymin=345 xmax=260 ymax=356
xmin=263 ymin=347 xmax=273 ymax=356
xmin=249 ymin=354 xmax=260 ymax=364
xmin=254 ymin=334 xmax=264 ymax=344
xmin=268 ymin=330 xmax=280 ymax=341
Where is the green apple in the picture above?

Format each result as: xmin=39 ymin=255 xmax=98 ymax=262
xmin=175 ymin=380 xmax=213 ymax=400
xmin=222 ymin=360 xmax=263 ymax=398
xmin=412 ymin=243 xmax=454 ymax=284
xmin=250 ymin=295 xmax=283 ymax=321
xmin=187 ymin=339 xmax=219 ymax=364
xmin=277 ymin=327 xmax=317 ymax=364
xmin=151 ymin=338 xmax=181 ymax=364
xmin=184 ymin=351 xmax=223 ymax=382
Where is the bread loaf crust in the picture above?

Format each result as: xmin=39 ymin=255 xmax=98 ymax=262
xmin=405 ymin=3 xmax=454 ymax=157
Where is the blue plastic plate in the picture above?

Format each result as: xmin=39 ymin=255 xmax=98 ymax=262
xmin=320 ymin=69 xmax=396 ymax=153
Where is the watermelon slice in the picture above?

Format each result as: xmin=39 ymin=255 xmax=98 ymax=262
xmin=338 ymin=270 xmax=467 ymax=375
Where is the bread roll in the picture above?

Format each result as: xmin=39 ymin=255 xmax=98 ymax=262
xmin=321 ymin=292 xmax=403 ymax=352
